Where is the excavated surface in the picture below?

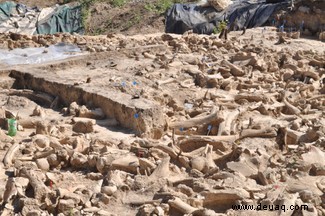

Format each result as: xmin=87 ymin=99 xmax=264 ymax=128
xmin=0 ymin=27 xmax=324 ymax=216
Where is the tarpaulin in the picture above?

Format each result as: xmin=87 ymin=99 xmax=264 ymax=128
xmin=165 ymin=0 xmax=290 ymax=34
xmin=37 ymin=5 xmax=83 ymax=35
xmin=0 ymin=1 xmax=83 ymax=35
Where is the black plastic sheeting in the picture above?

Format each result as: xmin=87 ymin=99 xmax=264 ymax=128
xmin=165 ymin=0 xmax=290 ymax=34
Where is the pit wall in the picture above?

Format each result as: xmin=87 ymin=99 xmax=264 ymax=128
xmin=10 ymin=70 xmax=165 ymax=139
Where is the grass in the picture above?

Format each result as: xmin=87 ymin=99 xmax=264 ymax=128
xmin=64 ymin=0 xmax=185 ymax=34
xmin=110 ymin=0 xmax=130 ymax=7
xmin=145 ymin=0 xmax=186 ymax=14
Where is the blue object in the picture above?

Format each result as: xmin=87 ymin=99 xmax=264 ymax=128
xmin=121 ymin=81 xmax=126 ymax=87
xmin=207 ymin=125 xmax=212 ymax=131
xmin=134 ymin=113 xmax=139 ymax=119
xmin=132 ymin=81 xmax=138 ymax=86
xmin=180 ymin=127 xmax=184 ymax=132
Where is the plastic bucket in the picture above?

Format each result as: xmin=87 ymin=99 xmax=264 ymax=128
xmin=7 ymin=118 xmax=17 ymax=136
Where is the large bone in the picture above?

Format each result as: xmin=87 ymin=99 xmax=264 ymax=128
xmin=150 ymin=156 xmax=170 ymax=179
xmin=169 ymin=106 xmax=222 ymax=129
xmin=111 ymin=155 xmax=139 ymax=174
xmin=283 ymin=98 xmax=301 ymax=115
xmin=3 ymin=143 xmax=20 ymax=167
xmin=205 ymin=144 xmax=218 ymax=171
xmin=178 ymin=128 xmax=277 ymax=145
xmin=235 ymin=94 xmax=266 ymax=103
xmin=178 ymin=137 xmax=227 ymax=152
xmin=19 ymin=168 xmax=52 ymax=201
xmin=217 ymin=109 xmax=240 ymax=136
xmin=221 ymin=60 xmax=245 ymax=76
xmin=168 ymin=197 xmax=198 ymax=214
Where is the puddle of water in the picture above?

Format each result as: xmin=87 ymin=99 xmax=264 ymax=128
xmin=0 ymin=43 xmax=85 ymax=65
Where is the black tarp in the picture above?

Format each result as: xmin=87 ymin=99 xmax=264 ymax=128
xmin=165 ymin=0 xmax=290 ymax=34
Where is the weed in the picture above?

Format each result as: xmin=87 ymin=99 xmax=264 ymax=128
xmin=213 ymin=20 xmax=228 ymax=34
xmin=145 ymin=0 xmax=186 ymax=14
xmin=110 ymin=0 xmax=130 ymax=7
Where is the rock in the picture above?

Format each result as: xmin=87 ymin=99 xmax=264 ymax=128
xmin=101 ymin=185 xmax=117 ymax=196
xmin=137 ymin=204 xmax=156 ymax=216
xmin=98 ymin=210 xmax=112 ymax=216
xmin=34 ymin=136 xmax=50 ymax=148
xmin=32 ymin=105 xmax=45 ymax=117
xmin=63 ymin=192 xmax=82 ymax=205
xmin=15 ymin=177 xmax=29 ymax=197
xmin=57 ymin=188 xmax=70 ymax=198
xmin=58 ymin=199 xmax=75 ymax=214
xmin=227 ymin=156 xmax=258 ymax=177
xmin=36 ymin=158 xmax=50 ymax=171
xmin=153 ymin=206 xmax=164 ymax=216
xmin=191 ymin=157 xmax=207 ymax=173
xmin=291 ymin=31 xmax=300 ymax=39
xmin=319 ymin=32 xmax=325 ymax=41
xmin=79 ymin=107 xmax=105 ymax=119
xmin=299 ymin=190 xmax=313 ymax=202
xmin=70 ymin=152 xmax=88 ymax=167
xmin=47 ymin=154 xmax=61 ymax=167
xmin=72 ymin=117 xmax=95 ymax=133
xmin=69 ymin=102 xmax=80 ymax=116
xmin=86 ymin=172 xmax=103 ymax=180
xmin=35 ymin=122 xmax=48 ymax=135
xmin=310 ymin=164 xmax=325 ymax=176
xmin=302 ymin=146 xmax=325 ymax=166
xmin=206 ymin=0 xmax=231 ymax=11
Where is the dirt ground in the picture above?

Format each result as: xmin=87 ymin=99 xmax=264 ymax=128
xmin=0 ymin=0 xmax=324 ymax=216
xmin=0 ymin=26 xmax=324 ymax=215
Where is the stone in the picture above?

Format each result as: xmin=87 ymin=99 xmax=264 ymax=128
xmin=36 ymin=158 xmax=50 ymax=171
xmin=63 ymin=193 xmax=82 ymax=205
xmin=58 ymin=199 xmax=75 ymax=214
xmin=101 ymin=185 xmax=117 ymax=196
xmin=72 ymin=117 xmax=95 ymax=133
xmin=34 ymin=136 xmax=50 ymax=148
xmin=207 ymin=0 xmax=231 ymax=11
xmin=69 ymin=102 xmax=80 ymax=116
xmin=47 ymin=154 xmax=61 ymax=167
xmin=70 ymin=152 xmax=88 ymax=167
xmin=319 ymin=32 xmax=325 ymax=41
xmin=191 ymin=157 xmax=207 ymax=173
xmin=32 ymin=105 xmax=45 ymax=117
xmin=35 ymin=122 xmax=48 ymax=135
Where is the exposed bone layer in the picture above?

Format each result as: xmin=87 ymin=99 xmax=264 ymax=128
xmin=0 ymin=26 xmax=324 ymax=215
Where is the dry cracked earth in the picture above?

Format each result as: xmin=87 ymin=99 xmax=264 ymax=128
xmin=0 ymin=27 xmax=324 ymax=216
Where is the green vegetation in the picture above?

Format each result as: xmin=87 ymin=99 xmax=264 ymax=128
xmin=63 ymin=0 xmax=185 ymax=35
xmin=145 ymin=0 xmax=186 ymax=14
xmin=109 ymin=0 xmax=130 ymax=7
xmin=213 ymin=20 xmax=228 ymax=34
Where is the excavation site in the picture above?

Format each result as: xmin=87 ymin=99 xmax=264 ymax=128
xmin=0 ymin=0 xmax=324 ymax=215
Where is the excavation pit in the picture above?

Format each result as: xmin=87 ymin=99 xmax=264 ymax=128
xmin=1 ymin=52 xmax=165 ymax=138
